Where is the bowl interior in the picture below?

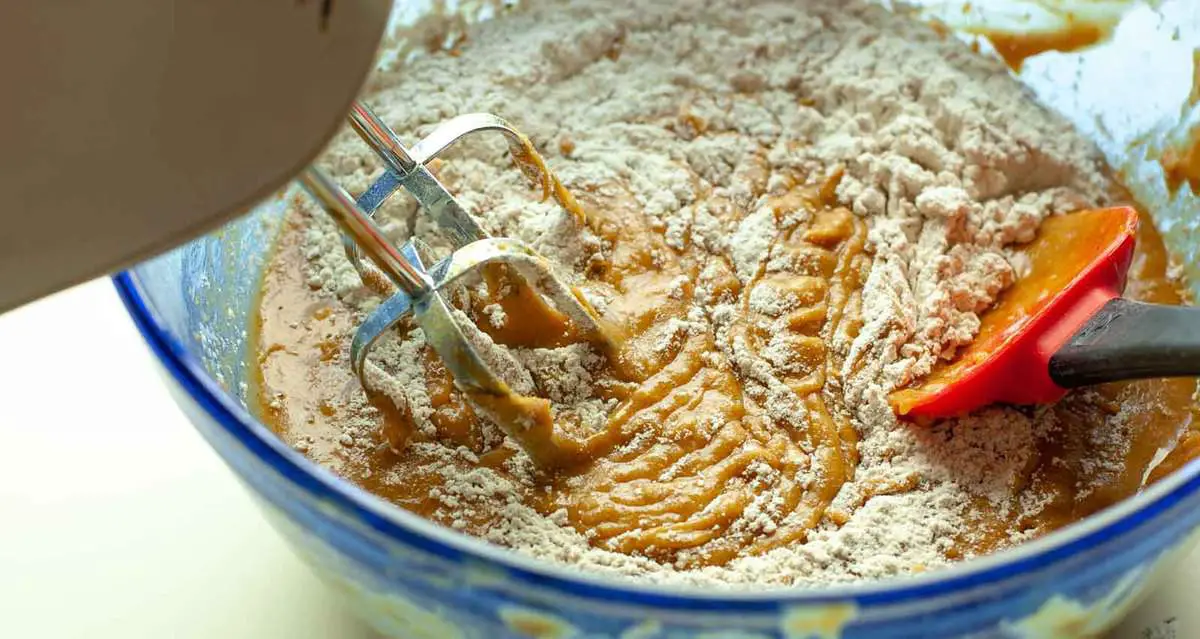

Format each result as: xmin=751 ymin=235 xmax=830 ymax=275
xmin=123 ymin=0 xmax=1200 ymax=601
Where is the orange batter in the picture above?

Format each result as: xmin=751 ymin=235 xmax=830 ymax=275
xmin=248 ymin=0 xmax=1200 ymax=577
xmin=252 ymin=172 xmax=1200 ymax=568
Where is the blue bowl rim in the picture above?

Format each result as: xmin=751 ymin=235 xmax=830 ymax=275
xmin=113 ymin=269 xmax=1200 ymax=610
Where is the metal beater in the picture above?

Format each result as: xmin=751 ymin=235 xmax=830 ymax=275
xmin=297 ymin=102 xmax=609 ymax=464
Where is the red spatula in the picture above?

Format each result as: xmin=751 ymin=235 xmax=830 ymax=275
xmin=891 ymin=206 xmax=1200 ymax=419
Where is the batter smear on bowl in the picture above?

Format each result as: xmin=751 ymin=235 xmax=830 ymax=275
xmin=252 ymin=0 xmax=1200 ymax=586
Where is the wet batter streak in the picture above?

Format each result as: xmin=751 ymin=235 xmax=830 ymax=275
xmin=253 ymin=178 xmax=1199 ymax=568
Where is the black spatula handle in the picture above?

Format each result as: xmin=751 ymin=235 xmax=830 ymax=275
xmin=1049 ymin=298 xmax=1200 ymax=388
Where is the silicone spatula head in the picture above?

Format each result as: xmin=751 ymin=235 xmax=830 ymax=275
xmin=890 ymin=206 xmax=1140 ymax=419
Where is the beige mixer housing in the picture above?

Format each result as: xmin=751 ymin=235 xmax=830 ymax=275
xmin=0 ymin=0 xmax=393 ymax=311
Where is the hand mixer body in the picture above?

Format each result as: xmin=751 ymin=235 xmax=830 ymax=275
xmin=0 ymin=0 xmax=392 ymax=312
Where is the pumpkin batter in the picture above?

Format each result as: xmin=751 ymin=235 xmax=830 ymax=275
xmin=251 ymin=0 xmax=1200 ymax=585
xmin=254 ymin=184 xmax=1198 ymax=570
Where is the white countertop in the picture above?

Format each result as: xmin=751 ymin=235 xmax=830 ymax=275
xmin=0 ymin=280 xmax=1194 ymax=638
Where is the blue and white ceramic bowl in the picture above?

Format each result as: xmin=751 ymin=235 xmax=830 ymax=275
xmin=114 ymin=1 xmax=1200 ymax=637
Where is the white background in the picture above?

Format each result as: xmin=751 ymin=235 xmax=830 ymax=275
xmin=0 ymin=281 xmax=1194 ymax=638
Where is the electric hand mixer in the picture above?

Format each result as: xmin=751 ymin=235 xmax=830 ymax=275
xmin=1 ymin=1 xmax=606 ymax=467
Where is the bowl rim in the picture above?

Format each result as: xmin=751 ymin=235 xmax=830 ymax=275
xmin=113 ymin=269 xmax=1200 ymax=609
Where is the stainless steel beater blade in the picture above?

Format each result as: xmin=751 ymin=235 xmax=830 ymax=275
xmin=349 ymin=236 xmax=610 ymax=380
xmin=346 ymin=102 xmax=487 ymax=255
xmin=299 ymin=167 xmax=511 ymax=397
xmin=299 ymin=167 xmax=432 ymax=297
xmin=344 ymin=102 xmax=555 ymax=269
xmin=333 ymin=102 xmax=610 ymax=390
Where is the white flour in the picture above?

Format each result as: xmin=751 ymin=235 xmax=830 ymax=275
xmin=292 ymin=0 xmax=1137 ymax=587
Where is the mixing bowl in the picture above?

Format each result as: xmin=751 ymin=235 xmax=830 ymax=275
xmin=114 ymin=1 xmax=1200 ymax=636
